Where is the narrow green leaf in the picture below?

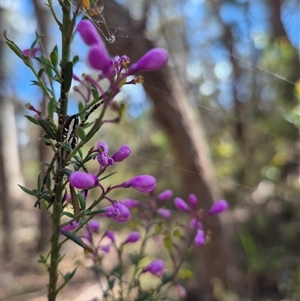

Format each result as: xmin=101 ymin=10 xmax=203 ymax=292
xmin=29 ymin=34 xmax=43 ymax=52
xmin=45 ymin=66 xmax=54 ymax=79
xmin=72 ymin=55 xmax=79 ymax=65
xmin=85 ymin=209 xmax=107 ymax=216
xmin=38 ymin=118 xmax=57 ymax=140
xmin=99 ymin=171 xmax=117 ymax=181
xmin=62 ymin=211 xmax=75 ymax=218
xmin=108 ymin=278 xmax=115 ymax=290
xmin=37 ymin=173 xmax=41 ymax=191
xmin=46 ymin=175 xmax=51 ymax=189
xmin=78 ymin=102 xmax=85 ymax=120
xmin=76 ymin=126 xmax=86 ymax=141
xmin=70 ymin=184 xmax=80 ymax=221
xmin=63 ymin=267 xmax=78 ymax=281
xmin=34 ymin=57 xmax=53 ymax=69
xmin=60 ymin=230 xmax=94 ymax=252
xmin=41 ymin=161 xmax=51 ymax=167
xmin=50 ymin=45 xmax=59 ymax=67
xmin=163 ymin=233 xmax=173 ymax=252
xmin=37 ymin=68 xmax=44 ymax=79
xmin=5 ymin=41 xmax=24 ymax=59
xmin=24 ymin=115 xmax=39 ymax=125
xmin=60 ymin=142 xmax=72 ymax=152
xmin=77 ymin=191 xmax=86 ymax=210
xmin=48 ymin=98 xmax=56 ymax=120
xmin=78 ymin=149 xmax=83 ymax=159
xmin=31 ymin=80 xmax=43 ymax=88
xmin=64 ymin=61 xmax=73 ymax=92
xmin=18 ymin=184 xmax=36 ymax=196
xmin=62 ymin=168 xmax=73 ymax=176
xmin=91 ymin=84 xmax=99 ymax=101
xmin=86 ymin=124 xmax=101 ymax=142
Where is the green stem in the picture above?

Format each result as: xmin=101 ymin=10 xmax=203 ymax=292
xmin=47 ymin=1 xmax=72 ymax=300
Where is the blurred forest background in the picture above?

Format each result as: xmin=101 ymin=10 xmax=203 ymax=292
xmin=0 ymin=0 xmax=299 ymax=300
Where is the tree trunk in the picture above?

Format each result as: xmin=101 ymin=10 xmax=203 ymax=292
xmin=95 ymin=1 xmax=230 ymax=298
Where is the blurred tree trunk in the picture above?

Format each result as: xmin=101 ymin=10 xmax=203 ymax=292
xmin=32 ymin=0 xmax=52 ymax=252
xmin=0 ymin=7 xmax=25 ymax=261
xmin=267 ymin=0 xmax=299 ymax=105
xmin=267 ymin=0 xmax=300 ymax=177
xmin=96 ymin=1 xmax=230 ymax=299
xmin=210 ymin=0 xmax=246 ymax=144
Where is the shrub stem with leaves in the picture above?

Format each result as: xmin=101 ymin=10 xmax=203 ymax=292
xmin=5 ymin=1 xmax=228 ymax=300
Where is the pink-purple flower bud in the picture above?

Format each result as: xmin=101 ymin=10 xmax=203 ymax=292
xmin=195 ymin=229 xmax=206 ymax=246
xmin=111 ymin=145 xmax=131 ymax=162
xmin=123 ymin=231 xmax=140 ymax=244
xmin=76 ymin=19 xmax=102 ymax=46
xmin=142 ymin=259 xmax=165 ymax=276
xmin=174 ymin=197 xmax=189 ymax=212
xmin=157 ymin=208 xmax=172 ymax=219
xmin=100 ymin=243 xmax=111 ymax=253
xmin=122 ymin=175 xmax=156 ymax=193
xmin=209 ymin=200 xmax=229 ymax=215
xmin=105 ymin=230 xmax=115 ymax=242
xmin=188 ymin=194 xmax=198 ymax=209
xmin=61 ymin=221 xmax=79 ymax=232
xmin=190 ymin=218 xmax=203 ymax=230
xmin=128 ymin=48 xmax=168 ymax=75
xmin=97 ymin=141 xmax=109 ymax=154
xmin=121 ymin=199 xmax=139 ymax=208
xmin=88 ymin=45 xmax=112 ymax=74
xmin=86 ymin=220 xmax=100 ymax=233
xmin=23 ymin=47 xmax=40 ymax=58
xmin=69 ymin=171 xmax=98 ymax=189
xmin=157 ymin=189 xmax=173 ymax=201
xmin=101 ymin=202 xmax=131 ymax=223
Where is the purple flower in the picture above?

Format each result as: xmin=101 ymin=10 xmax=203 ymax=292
xmin=195 ymin=230 xmax=206 ymax=246
xmin=142 ymin=259 xmax=165 ymax=276
xmin=111 ymin=145 xmax=131 ymax=162
xmin=76 ymin=20 xmax=112 ymax=75
xmin=128 ymin=48 xmax=168 ymax=75
xmin=96 ymin=141 xmax=114 ymax=166
xmin=209 ymin=200 xmax=229 ymax=215
xmin=96 ymin=141 xmax=109 ymax=154
xmin=174 ymin=197 xmax=189 ymax=212
xmin=101 ymin=202 xmax=131 ymax=223
xmin=157 ymin=189 xmax=173 ymax=201
xmin=157 ymin=208 xmax=172 ymax=219
xmin=121 ymin=199 xmax=139 ymax=208
xmin=88 ymin=45 xmax=112 ymax=75
xmin=76 ymin=19 xmax=102 ymax=46
xmin=61 ymin=221 xmax=79 ymax=232
xmin=190 ymin=218 xmax=203 ymax=230
xmin=86 ymin=220 xmax=100 ymax=233
xmin=23 ymin=47 xmax=40 ymax=58
xmin=188 ymin=194 xmax=197 ymax=209
xmin=123 ymin=231 xmax=140 ymax=244
xmin=122 ymin=175 xmax=156 ymax=193
xmin=105 ymin=230 xmax=115 ymax=242
xmin=100 ymin=243 xmax=111 ymax=253
xmin=69 ymin=171 xmax=98 ymax=189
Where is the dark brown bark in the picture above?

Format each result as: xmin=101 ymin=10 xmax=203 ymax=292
xmin=95 ymin=1 xmax=229 ymax=299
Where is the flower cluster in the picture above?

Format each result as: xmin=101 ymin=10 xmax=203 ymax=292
xmin=64 ymin=140 xmax=156 ymax=225
xmin=173 ymin=195 xmax=228 ymax=246
xmin=73 ymin=19 xmax=169 ymax=104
